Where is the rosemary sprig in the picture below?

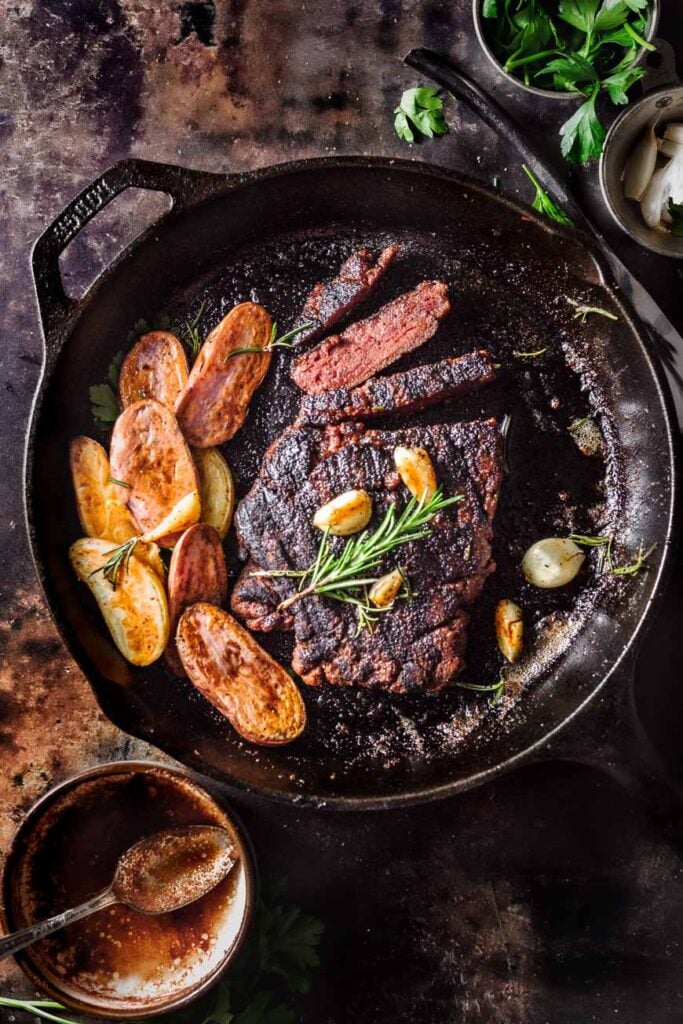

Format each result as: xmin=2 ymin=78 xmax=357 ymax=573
xmin=252 ymin=490 xmax=463 ymax=625
xmin=89 ymin=537 xmax=139 ymax=590
xmin=513 ymin=348 xmax=547 ymax=359
xmin=612 ymin=542 xmax=657 ymax=577
xmin=455 ymin=679 xmax=505 ymax=703
xmin=565 ymin=297 xmax=618 ymax=324
xmin=181 ymin=300 xmax=206 ymax=360
xmin=569 ymin=415 xmax=591 ymax=432
xmin=108 ymin=477 xmax=131 ymax=489
xmin=225 ymin=321 xmax=314 ymax=361
xmin=569 ymin=534 xmax=657 ymax=577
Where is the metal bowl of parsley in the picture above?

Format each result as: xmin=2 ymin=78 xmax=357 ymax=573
xmin=474 ymin=0 xmax=660 ymax=163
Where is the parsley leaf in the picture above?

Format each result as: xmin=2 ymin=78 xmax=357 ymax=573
xmin=522 ymin=165 xmax=575 ymax=226
xmin=482 ymin=0 xmax=498 ymax=14
xmin=89 ymin=351 xmax=123 ymax=429
xmin=394 ymin=87 xmax=447 ymax=143
xmin=559 ymin=86 xmax=606 ymax=163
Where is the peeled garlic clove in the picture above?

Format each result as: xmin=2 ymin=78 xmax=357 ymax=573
xmin=394 ymin=446 xmax=437 ymax=501
xmin=664 ymin=123 xmax=683 ymax=144
xmin=640 ymin=165 xmax=670 ymax=229
xmin=369 ymin=568 xmax=404 ymax=608
xmin=312 ymin=489 xmax=372 ymax=536
xmin=623 ymin=123 xmax=658 ymax=202
xmin=658 ymin=138 xmax=683 ymax=159
xmin=522 ymin=538 xmax=585 ymax=589
xmin=495 ymin=599 xmax=523 ymax=663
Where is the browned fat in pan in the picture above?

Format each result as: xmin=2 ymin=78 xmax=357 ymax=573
xmin=25 ymin=159 xmax=675 ymax=807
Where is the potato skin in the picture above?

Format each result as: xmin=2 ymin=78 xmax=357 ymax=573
xmin=175 ymin=303 xmax=272 ymax=448
xmin=194 ymin=448 xmax=235 ymax=539
xmin=69 ymin=538 xmax=169 ymax=666
xmin=177 ymin=603 xmax=306 ymax=745
xmin=165 ymin=524 xmax=228 ymax=675
xmin=109 ymin=399 xmax=200 ymax=546
xmin=119 ymin=332 xmax=189 ymax=411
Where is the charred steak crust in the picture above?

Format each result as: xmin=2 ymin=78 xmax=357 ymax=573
xmin=295 ymin=351 xmax=496 ymax=426
xmin=231 ymin=419 xmax=503 ymax=694
xmin=291 ymin=280 xmax=451 ymax=394
xmin=295 ymin=244 xmax=401 ymax=347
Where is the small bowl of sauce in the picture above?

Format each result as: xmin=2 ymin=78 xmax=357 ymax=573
xmin=1 ymin=761 xmax=255 ymax=1019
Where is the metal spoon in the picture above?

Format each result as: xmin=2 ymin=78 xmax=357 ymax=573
xmin=0 ymin=825 xmax=239 ymax=961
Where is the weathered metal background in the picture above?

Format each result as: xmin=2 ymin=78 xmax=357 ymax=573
xmin=1 ymin=2 xmax=682 ymax=1020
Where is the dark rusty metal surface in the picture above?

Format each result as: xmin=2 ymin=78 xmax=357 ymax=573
xmin=1 ymin=1 xmax=683 ymax=1020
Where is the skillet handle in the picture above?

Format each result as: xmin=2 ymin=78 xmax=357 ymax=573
xmin=403 ymin=48 xmax=596 ymax=241
xmin=30 ymin=158 xmax=205 ymax=345
xmin=534 ymin=656 xmax=683 ymax=849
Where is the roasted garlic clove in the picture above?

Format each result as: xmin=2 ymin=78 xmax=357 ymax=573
xmin=394 ymin=446 xmax=437 ymax=501
xmin=369 ymin=568 xmax=405 ymax=608
xmin=312 ymin=489 xmax=372 ymax=536
xmin=522 ymin=538 xmax=585 ymax=588
xmin=495 ymin=599 xmax=523 ymax=663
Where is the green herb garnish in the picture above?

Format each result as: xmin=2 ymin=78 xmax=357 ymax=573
xmin=522 ymin=165 xmax=575 ymax=226
xmin=455 ymin=679 xmax=505 ymax=703
xmin=569 ymin=533 xmax=656 ymax=576
xmin=252 ymin=489 xmax=462 ymax=630
xmin=182 ymin=300 xmax=206 ymax=361
xmin=89 ymin=351 xmax=123 ymax=429
xmin=482 ymin=0 xmax=653 ymax=163
xmin=393 ymin=87 xmax=448 ymax=143
xmin=109 ymin=477 xmax=132 ymax=489
xmin=566 ymin=297 xmax=619 ymax=323
xmin=611 ymin=541 xmax=657 ymax=576
xmin=513 ymin=347 xmax=548 ymax=358
xmin=90 ymin=537 xmax=139 ymax=590
xmin=225 ymin=322 xmax=314 ymax=361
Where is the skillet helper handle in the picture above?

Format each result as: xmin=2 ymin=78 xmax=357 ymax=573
xmin=403 ymin=48 xmax=595 ymax=239
xmin=31 ymin=158 xmax=197 ymax=341
xmin=536 ymin=656 xmax=683 ymax=849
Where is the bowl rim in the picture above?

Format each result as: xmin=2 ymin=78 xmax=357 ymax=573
xmin=599 ymin=82 xmax=683 ymax=257
xmin=472 ymin=0 xmax=661 ymax=101
xmin=0 ymin=759 xmax=257 ymax=1021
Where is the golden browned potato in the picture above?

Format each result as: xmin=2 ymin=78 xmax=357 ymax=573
xmin=69 ymin=538 xmax=169 ymax=666
xmin=176 ymin=603 xmax=306 ymax=745
xmin=119 ymin=332 xmax=189 ymax=411
xmin=194 ymin=448 xmax=235 ymax=539
xmin=70 ymin=436 xmax=137 ymax=542
xmin=175 ymin=303 xmax=272 ymax=448
xmin=109 ymin=399 xmax=200 ymax=547
xmin=165 ymin=524 xmax=228 ymax=675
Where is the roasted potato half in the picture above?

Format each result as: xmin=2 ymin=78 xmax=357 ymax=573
xmin=194 ymin=448 xmax=235 ymax=539
xmin=177 ymin=603 xmax=306 ymax=745
xmin=119 ymin=331 xmax=189 ymax=411
xmin=70 ymin=436 xmax=137 ymax=543
xmin=69 ymin=538 xmax=169 ymax=666
xmin=166 ymin=524 xmax=228 ymax=675
xmin=109 ymin=399 xmax=200 ymax=546
xmin=175 ymin=302 xmax=272 ymax=448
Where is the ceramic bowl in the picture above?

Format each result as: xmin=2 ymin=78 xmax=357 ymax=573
xmin=1 ymin=761 xmax=255 ymax=1019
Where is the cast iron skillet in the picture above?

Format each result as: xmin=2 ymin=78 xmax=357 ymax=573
xmin=24 ymin=149 xmax=677 ymax=811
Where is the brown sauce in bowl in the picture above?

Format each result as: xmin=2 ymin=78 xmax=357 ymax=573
xmin=4 ymin=765 xmax=251 ymax=1016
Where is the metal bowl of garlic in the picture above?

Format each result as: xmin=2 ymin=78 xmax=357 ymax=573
xmin=600 ymin=84 xmax=683 ymax=258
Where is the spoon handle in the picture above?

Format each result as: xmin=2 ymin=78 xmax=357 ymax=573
xmin=0 ymin=887 xmax=118 ymax=961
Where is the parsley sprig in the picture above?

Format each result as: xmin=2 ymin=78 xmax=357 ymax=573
xmin=394 ymin=87 xmax=448 ymax=143
xmin=89 ymin=350 xmax=123 ymax=429
xmin=522 ymin=165 xmax=575 ymax=226
xmin=482 ymin=0 xmax=654 ymax=163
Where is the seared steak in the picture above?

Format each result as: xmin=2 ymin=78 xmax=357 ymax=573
xmin=296 ymin=351 xmax=495 ymax=426
xmin=231 ymin=418 xmax=503 ymax=693
xmin=291 ymin=281 xmax=451 ymax=393
xmin=295 ymin=244 xmax=400 ymax=346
